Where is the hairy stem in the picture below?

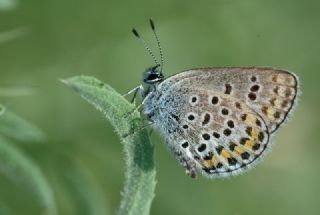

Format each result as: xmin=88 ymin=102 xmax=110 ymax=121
xmin=63 ymin=76 xmax=156 ymax=215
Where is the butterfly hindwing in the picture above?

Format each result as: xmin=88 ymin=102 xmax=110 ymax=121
xmin=153 ymin=86 xmax=270 ymax=177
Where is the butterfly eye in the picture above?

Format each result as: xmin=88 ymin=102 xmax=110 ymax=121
xmin=147 ymin=73 xmax=160 ymax=81
xmin=143 ymin=69 xmax=164 ymax=84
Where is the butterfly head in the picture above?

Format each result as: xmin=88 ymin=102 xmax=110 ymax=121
xmin=143 ymin=64 xmax=164 ymax=85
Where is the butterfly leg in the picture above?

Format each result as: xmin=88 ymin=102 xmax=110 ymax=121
xmin=124 ymin=98 xmax=147 ymax=120
xmin=123 ymin=85 xmax=145 ymax=103
xmin=123 ymin=85 xmax=148 ymax=120
xmin=122 ymin=121 xmax=153 ymax=138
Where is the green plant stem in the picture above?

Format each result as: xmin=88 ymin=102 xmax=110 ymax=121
xmin=63 ymin=76 xmax=156 ymax=215
xmin=0 ymin=110 xmax=45 ymax=142
xmin=0 ymin=136 xmax=57 ymax=215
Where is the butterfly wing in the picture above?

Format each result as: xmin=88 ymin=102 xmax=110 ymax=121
xmin=154 ymin=87 xmax=270 ymax=177
xmin=159 ymin=67 xmax=299 ymax=133
xmin=151 ymin=67 xmax=299 ymax=177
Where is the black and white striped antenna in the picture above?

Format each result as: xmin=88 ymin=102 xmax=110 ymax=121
xmin=149 ymin=18 xmax=164 ymax=73
xmin=132 ymin=27 xmax=159 ymax=66
xmin=132 ymin=19 xmax=164 ymax=73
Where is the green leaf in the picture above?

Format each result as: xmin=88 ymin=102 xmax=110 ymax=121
xmin=63 ymin=76 xmax=156 ymax=215
xmin=0 ymin=136 xmax=57 ymax=215
xmin=0 ymin=105 xmax=5 ymax=116
xmin=0 ymin=27 xmax=28 ymax=43
xmin=0 ymin=86 xmax=36 ymax=97
xmin=0 ymin=110 xmax=45 ymax=142
xmin=60 ymin=157 xmax=111 ymax=215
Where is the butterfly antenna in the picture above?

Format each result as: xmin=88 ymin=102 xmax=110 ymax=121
xmin=132 ymin=28 xmax=159 ymax=66
xmin=149 ymin=18 xmax=164 ymax=74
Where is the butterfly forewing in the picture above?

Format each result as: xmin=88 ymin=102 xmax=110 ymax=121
xmin=159 ymin=67 xmax=299 ymax=133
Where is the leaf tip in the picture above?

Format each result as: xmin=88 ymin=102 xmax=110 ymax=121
xmin=59 ymin=78 xmax=69 ymax=85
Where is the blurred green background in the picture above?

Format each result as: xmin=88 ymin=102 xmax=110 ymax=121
xmin=0 ymin=0 xmax=319 ymax=214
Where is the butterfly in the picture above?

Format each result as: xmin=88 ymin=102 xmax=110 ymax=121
xmin=127 ymin=19 xmax=299 ymax=178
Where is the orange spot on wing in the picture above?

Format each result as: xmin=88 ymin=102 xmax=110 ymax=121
xmin=204 ymin=156 xmax=218 ymax=168
xmin=234 ymin=146 xmax=244 ymax=155
xmin=245 ymin=139 xmax=254 ymax=148
xmin=221 ymin=149 xmax=231 ymax=159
